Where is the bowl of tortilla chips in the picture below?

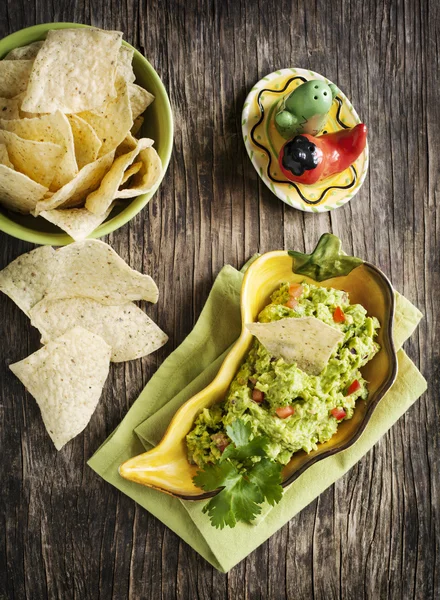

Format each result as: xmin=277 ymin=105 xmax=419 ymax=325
xmin=0 ymin=22 xmax=173 ymax=245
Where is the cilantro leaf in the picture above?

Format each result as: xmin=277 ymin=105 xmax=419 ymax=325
xmin=248 ymin=458 xmax=283 ymax=506
xmin=202 ymin=477 xmax=262 ymax=529
xmin=193 ymin=460 xmax=240 ymax=492
xmin=192 ymin=419 xmax=285 ymax=528
xmin=223 ymin=420 xmax=268 ymax=462
xmin=221 ymin=435 xmax=268 ymax=462
xmin=225 ymin=419 xmax=251 ymax=447
xmin=202 ymin=487 xmax=237 ymax=529
xmin=230 ymin=478 xmax=262 ymax=523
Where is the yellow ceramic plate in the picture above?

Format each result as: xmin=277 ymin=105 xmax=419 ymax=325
xmin=241 ymin=68 xmax=369 ymax=213
xmin=120 ymin=235 xmax=397 ymax=499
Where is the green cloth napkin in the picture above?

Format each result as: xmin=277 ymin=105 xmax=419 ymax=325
xmin=88 ymin=263 xmax=427 ymax=573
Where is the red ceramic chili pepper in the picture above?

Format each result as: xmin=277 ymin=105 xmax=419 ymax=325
xmin=279 ymin=123 xmax=368 ymax=185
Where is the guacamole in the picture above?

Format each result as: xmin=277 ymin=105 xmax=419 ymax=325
xmin=186 ymin=281 xmax=380 ymax=467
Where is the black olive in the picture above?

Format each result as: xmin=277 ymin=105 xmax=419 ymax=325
xmin=282 ymin=135 xmax=319 ymax=176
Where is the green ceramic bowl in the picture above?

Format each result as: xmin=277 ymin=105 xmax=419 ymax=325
xmin=0 ymin=22 xmax=173 ymax=245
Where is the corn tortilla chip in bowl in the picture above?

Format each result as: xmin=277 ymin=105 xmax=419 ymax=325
xmin=0 ymin=22 xmax=173 ymax=245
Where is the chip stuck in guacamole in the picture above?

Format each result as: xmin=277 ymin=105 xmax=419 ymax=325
xmin=187 ymin=281 xmax=380 ymax=469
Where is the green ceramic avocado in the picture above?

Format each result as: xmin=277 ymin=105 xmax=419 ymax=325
xmin=275 ymin=79 xmax=339 ymax=139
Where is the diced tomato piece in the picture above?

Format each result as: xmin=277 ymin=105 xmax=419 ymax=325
xmin=346 ymin=379 xmax=361 ymax=395
xmin=285 ymin=283 xmax=303 ymax=309
xmin=331 ymin=407 xmax=347 ymax=420
xmin=285 ymin=297 xmax=298 ymax=309
xmin=288 ymin=283 xmax=304 ymax=298
xmin=252 ymin=389 xmax=264 ymax=403
xmin=333 ymin=306 xmax=346 ymax=323
xmin=218 ymin=442 xmax=229 ymax=453
xmin=275 ymin=405 xmax=295 ymax=419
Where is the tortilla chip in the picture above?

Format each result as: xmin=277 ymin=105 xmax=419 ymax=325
xmin=117 ymin=45 xmax=136 ymax=83
xmin=33 ymin=150 xmax=115 ymax=214
xmin=85 ymin=137 xmax=153 ymax=215
xmin=115 ymin=145 xmax=162 ymax=199
xmin=30 ymin=298 xmax=168 ymax=362
xmin=115 ymin=132 xmax=138 ymax=157
xmin=0 ymin=60 xmax=33 ymax=99
xmin=9 ymin=326 xmax=111 ymax=450
xmin=128 ymin=83 xmax=154 ymax=120
xmin=5 ymin=41 xmax=44 ymax=60
xmin=78 ymin=77 xmax=133 ymax=157
xmin=131 ymin=116 xmax=144 ymax=136
xmin=0 ymin=144 xmax=13 ymax=169
xmin=44 ymin=240 xmax=159 ymax=305
xmin=39 ymin=205 xmax=113 ymax=241
xmin=67 ymin=115 xmax=102 ymax=169
xmin=0 ymin=246 xmax=56 ymax=315
xmin=246 ymin=317 xmax=344 ymax=376
xmin=0 ymin=95 xmax=22 ymax=120
xmin=19 ymin=107 xmax=39 ymax=120
xmin=121 ymin=161 xmax=142 ymax=185
xmin=21 ymin=28 xmax=122 ymax=113
xmin=0 ymin=111 xmax=78 ymax=189
xmin=0 ymin=165 xmax=48 ymax=213
xmin=0 ymin=129 xmax=63 ymax=188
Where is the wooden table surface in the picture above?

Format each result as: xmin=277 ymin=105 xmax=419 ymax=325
xmin=0 ymin=1 xmax=438 ymax=599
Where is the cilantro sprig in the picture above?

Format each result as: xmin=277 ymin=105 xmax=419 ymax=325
xmin=193 ymin=420 xmax=283 ymax=529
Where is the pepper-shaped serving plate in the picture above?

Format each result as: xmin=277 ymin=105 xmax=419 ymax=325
xmin=241 ymin=68 xmax=369 ymax=213
xmin=119 ymin=235 xmax=397 ymax=500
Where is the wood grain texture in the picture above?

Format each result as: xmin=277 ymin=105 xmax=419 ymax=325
xmin=0 ymin=0 xmax=438 ymax=598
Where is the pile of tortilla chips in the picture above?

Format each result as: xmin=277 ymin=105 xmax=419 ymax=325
xmin=0 ymin=27 xmax=162 ymax=240
xmin=1 ymin=240 xmax=168 ymax=450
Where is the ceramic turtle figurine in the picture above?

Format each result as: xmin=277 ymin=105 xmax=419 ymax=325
xmin=275 ymin=79 xmax=339 ymax=139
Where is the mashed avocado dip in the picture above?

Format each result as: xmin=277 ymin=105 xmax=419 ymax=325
xmin=187 ymin=281 xmax=380 ymax=467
